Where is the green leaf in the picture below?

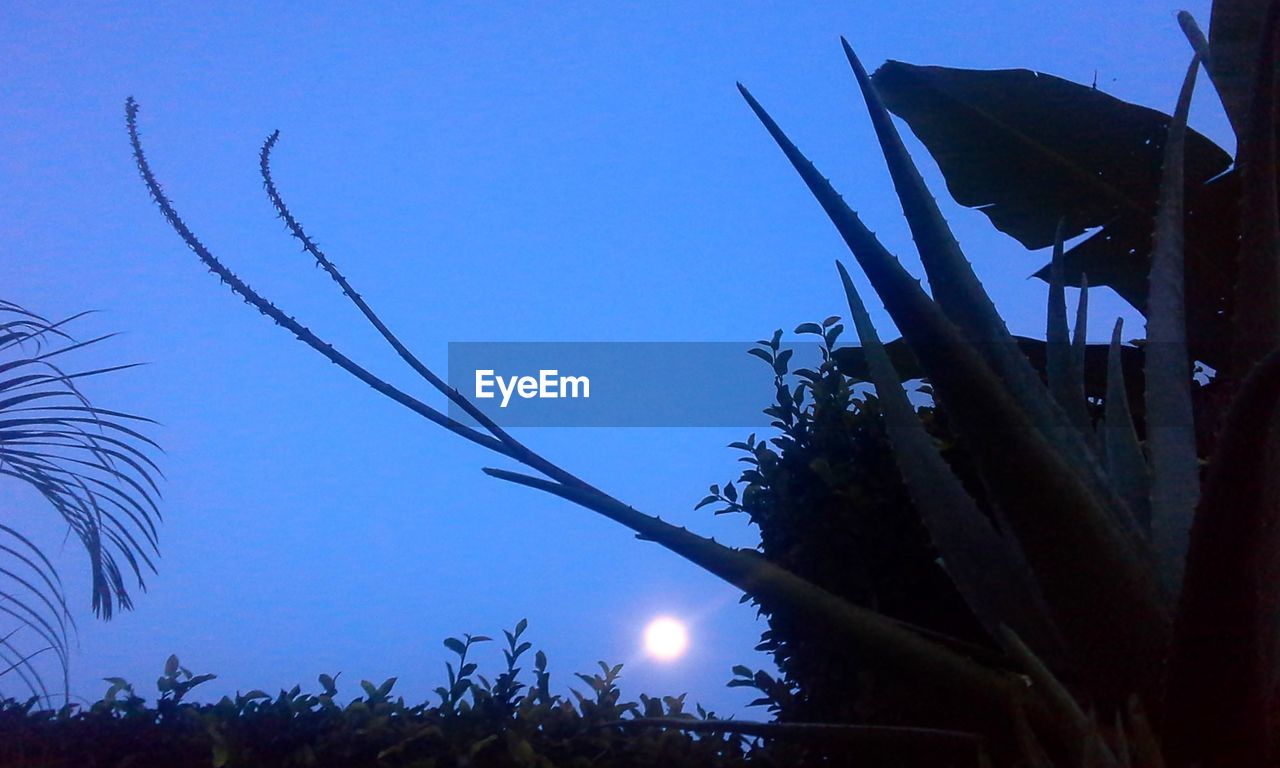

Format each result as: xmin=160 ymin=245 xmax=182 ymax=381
xmin=1165 ymin=6 xmax=1280 ymax=761
xmin=443 ymin=637 xmax=466 ymax=656
xmin=773 ymin=348 xmax=793 ymax=375
xmin=1072 ymin=274 xmax=1089 ymax=383
xmin=845 ymin=40 xmax=1125 ymax=512
xmin=1145 ymin=53 xmax=1203 ymax=598
xmin=1166 ymin=348 xmax=1280 ymax=764
xmin=376 ymin=677 xmax=396 ymax=698
xmin=1046 ymin=220 xmax=1092 ymax=436
xmin=1208 ymin=0 xmax=1280 ymax=138
xmin=869 ymin=60 xmax=1238 ymax=370
xmin=1103 ymin=319 xmax=1150 ymax=532
xmin=1227 ymin=0 xmax=1280 ymax=380
xmin=838 ymin=260 xmax=1065 ymax=664
xmin=794 ymin=322 xmax=823 ymax=335
xmin=869 ymin=60 xmax=1231 ymax=249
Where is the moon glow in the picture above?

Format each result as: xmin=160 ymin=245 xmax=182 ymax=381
xmin=643 ymin=616 xmax=689 ymax=661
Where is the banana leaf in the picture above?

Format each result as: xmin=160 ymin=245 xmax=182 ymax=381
xmin=870 ymin=61 xmax=1238 ymax=368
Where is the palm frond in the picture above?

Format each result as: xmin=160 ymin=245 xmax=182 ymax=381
xmin=0 ymin=301 xmax=162 ymax=704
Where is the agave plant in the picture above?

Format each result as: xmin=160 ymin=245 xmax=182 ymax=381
xmin=127 ymin=1 xmax=1279 ymax=763
xmin=0 ymin=300 xmax=162 ymax=703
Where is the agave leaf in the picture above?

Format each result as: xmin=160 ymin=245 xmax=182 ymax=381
xmin=1073 ymin=274 xmax=1089 ymax=383
xmin=845 ymin=40 xmax=1145 ymax=543
xmin=1032 ymin=175 xmax=1239 ymax=372
xmin=996 ymin=626 xmax=1090 ymax=758
xmin=1103 ymin=319 xmax=1151 ymax=532
xmin=1227 ymin=0 xmax=1280 ymax=380
xmin=838 ymin=261 xmax=1066 ymax=663
xmin=1178 ymin=11 xmax=1212 ymax=63
xmin=1011 ymin=700 xmax=1057 ymax=768
xmin=833 ymin=335 xmax=1145 ymax=402
xmin=1209 ymin=0 xmax=1280 ymax=138
xmin=846 ymin=42 xmax=1090 ymax=446
xmin=1047 ymin=222 xmax=1091 ymax=435
xmin=1123 ymin=695 xmax=1167 ymax=768
xmin=739 ymin=82 xmax=1169 ymax=711
xmin=1164 ymin=348 xmax=1280 ymax=760
xmin=1112 ymin=709 xmax=1134 ymax=768
xmin=1165 ymin=7 xmax=1280 ymax=763
xmin=1144 ymin=54 xmax=1203 ymax=597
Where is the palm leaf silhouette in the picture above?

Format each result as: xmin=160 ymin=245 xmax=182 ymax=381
xmin=0 ymin=300 xmax=162 ymax=703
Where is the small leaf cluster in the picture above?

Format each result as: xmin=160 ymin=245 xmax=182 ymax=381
xmin=700 ymin=321 xmax=987 ymax=724
xmin=0 ymin=622 xmax=823 ymax=768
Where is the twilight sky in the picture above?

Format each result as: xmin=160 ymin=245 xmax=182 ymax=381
xmin=2 ymin=1 xmax=1231 ymax=716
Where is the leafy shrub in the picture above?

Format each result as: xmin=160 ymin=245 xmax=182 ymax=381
xmin=0 ymin=621 xmax=960 ymax=768
xmin=703 ymin=322 xmax=988 ymax=725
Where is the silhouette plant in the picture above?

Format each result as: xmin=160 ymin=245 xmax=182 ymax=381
xmin=0 ymin=300 xmax=162 ymax=703
xmin=702 ymin=323 xmax=996 ymax=726
xmin=126 ymin=1 xmax=1280 ymax=763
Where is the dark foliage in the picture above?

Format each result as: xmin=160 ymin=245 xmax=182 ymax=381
xmin=870 ymin=61 xmax=1239 ymax=369
xmin=702 ymin=323 xmax=991 ymax=724
xmin=0 ymin=621 xmax=982 ymax=768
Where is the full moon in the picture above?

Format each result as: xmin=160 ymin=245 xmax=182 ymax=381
xmin=643 ymin=617 xmax=689 ymax=661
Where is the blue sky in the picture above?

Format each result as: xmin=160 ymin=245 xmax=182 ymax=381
xmin=2 ymin=1 xmax=1231 ymax=716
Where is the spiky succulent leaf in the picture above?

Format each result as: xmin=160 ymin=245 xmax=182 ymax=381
xmin=1165 ymin=8 xmax=1280 ymax=763
xmin=1047 ymin=224 xmax=1091 ymax=435
xmin=1103 ymin=319 xmax=1151 ymax=533
xmin=1226 ymin=0 xmax=1280 ymax=380
xmin=1072 ymin=275 xmax=1089 ymax=393
xmin=1165 ymin=349 xmax=1280 ymax=766
xmin=838 ymin=261 xmax=1065 ymax=663
xmin=739 ymin=82 xmax=1169 ymax=711
xmin=845 ymin=41 xmax=1095 ymax=458
xmin=1144 ymin=55 xmax=1203 ymax=598
xmin=845 ymin=39 xmax=1146 ymax=547
xmin=1208 ymin=0 xmax=1280 ymax=138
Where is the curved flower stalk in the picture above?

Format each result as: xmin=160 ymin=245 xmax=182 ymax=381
xmin=0 ymin=300 xmax=162 ymax=703
xmin=129 ymin=99 xmax=1064 ymax=751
